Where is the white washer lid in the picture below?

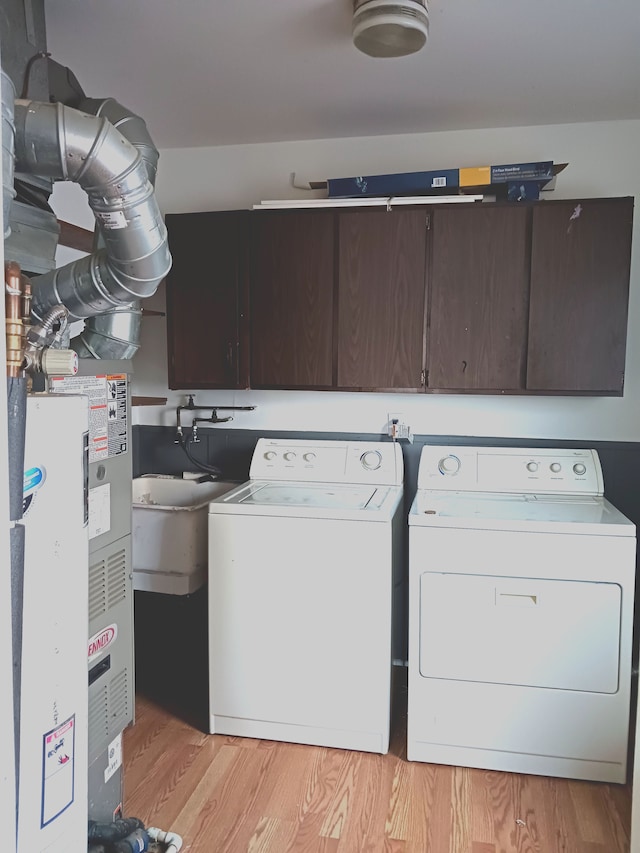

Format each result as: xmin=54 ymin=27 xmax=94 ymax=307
xmin=209 ymin=480 xmax=403 ymax=520
xmin=233 ymin=482 xmax=380 ymax=510
xmin=409 ymin=490 xmax=635 ymax=536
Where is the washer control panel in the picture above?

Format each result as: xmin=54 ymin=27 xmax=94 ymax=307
xmin=417 ymin=446 xmax=603 ymax=495
xmin=250 ymin=438 xmax=404 ymax=486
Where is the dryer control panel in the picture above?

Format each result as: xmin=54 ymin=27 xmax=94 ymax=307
xmin=250 ymin=439 xmax=404 ymax=486
xmin=417 ymin=446 xmax=603 ymax=495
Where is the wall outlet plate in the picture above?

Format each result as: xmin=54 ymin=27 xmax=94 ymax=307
xmin=387 ymin=413 xmax=413 ymax=443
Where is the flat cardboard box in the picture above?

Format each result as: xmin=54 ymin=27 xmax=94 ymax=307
xmin=327 ymin=162 xmax=567 ymax=199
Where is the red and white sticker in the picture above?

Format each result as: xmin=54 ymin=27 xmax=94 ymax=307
xmin=42 ymin=715 xmax=75 ymax=826
xmin=88 ymin=623 xmax=118 ymax=663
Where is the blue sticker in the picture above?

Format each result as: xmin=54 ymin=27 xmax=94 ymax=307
xmin=23 ymin=466 xmax=46 ymax=514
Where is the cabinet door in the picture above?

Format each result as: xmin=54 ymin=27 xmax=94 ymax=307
xmin=337 ymin=209 xmax=427 ymax=390
xmin=166 ymin=211 xmax=248 ymax=390
xmin=527 ymin=198 xmax=633 ymax=394
xmin=427 ymin=205 xmax=530 ymax=391
xmin=250 ymin=211 xmax=334 ymax=388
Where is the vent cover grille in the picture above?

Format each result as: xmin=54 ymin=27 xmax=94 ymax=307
xmin=88 ymin=666 xmax=132 ymax=760
xmin=109 ymin=669 xmax=131 ymax=734
xmin=88 ymin=684 xmax=109 ymax=758
xmin=89 ymin=546 xmax=128 ymax=621
xmin=107 ymin=549 xmax=128 ymax=610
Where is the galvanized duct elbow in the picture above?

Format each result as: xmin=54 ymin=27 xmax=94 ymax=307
xmin=79 ymin=97 xmax=159 ymax=184
xmin=71 ymin=301 xmax=142 ymax=360
xmin=72 ymin=97 xmax=162 ymax=359
xmin=13 ymin=99 xmax=171 ymax=337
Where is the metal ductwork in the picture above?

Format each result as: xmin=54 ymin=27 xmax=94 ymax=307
xmin=79 ymin=98 xmax=159 ymax=185
xmin=12 ymin=99 xmax=171 ymax=350
xmin=72 ymin=97 xmax=161 ymax=360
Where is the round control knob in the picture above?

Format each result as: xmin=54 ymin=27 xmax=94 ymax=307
xmin=303 ymin=452 xmax=316 ymax=462
xmin=550 ymin=462 xmax=562 ymax=473
xmin=361 ymin=450 xmax=382 ymax=471
xmin=526 ymin=461 xmax=538 ymax=473
xmin=264 ymin=451 xmax=277 ymax=461
xmin=41 ymin=348 xmax=78 ymax=376
xmin=573 ymin=463 xmax=587 ymax=475
xmin=283 ymin=451 xmax=297 ymax=461
xmin=438 ymin=455 xmax=461 ymax=476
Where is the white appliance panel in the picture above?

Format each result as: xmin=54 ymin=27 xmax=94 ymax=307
xmin=407 ymin=679 xmax=628 ymax=778
xmin=210 ymin=514 xmax=391 ymax=739
xmin=410 ymin=490 xmax=633 ymax=535
xmin=411 ymin=524 xmax=636 ymax=583
xmin=250 ymin=438 xmax=403 ymax=485
xmin=419 ymin=572 xmax=621 ymax=692
xmin=19 ymin=395 xmax=89 ymax=852
xmin=417 ymin=446 xmax=603 ymax=494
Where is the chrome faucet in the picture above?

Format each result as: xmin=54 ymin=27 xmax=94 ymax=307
xmin=175 ymin=395 xmax=256 ymax=443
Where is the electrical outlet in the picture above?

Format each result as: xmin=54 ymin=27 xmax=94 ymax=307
xmin=387 ymin=413 xmax=413 ymax=443
xmin=387 ymin=412 xmax=403 ymax=432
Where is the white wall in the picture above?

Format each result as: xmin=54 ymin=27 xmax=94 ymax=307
xmin=51 ymin=119 xmax=640 ymax=441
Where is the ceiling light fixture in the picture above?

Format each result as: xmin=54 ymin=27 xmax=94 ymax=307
xmin=352 ymin=0 xmax=429 ymax=58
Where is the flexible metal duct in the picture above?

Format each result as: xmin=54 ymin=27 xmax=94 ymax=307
xmin=12 ymin=99 xmax=171 ymax=328
xmin=72 ymin=97 xmax=160 ymax=359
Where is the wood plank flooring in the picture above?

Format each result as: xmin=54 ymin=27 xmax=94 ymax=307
xmin=123 ymin=684 xmax=631 ymax=853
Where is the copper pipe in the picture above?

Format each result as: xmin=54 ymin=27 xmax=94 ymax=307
xmin=21 ymin=276 xmax=31 ymax=325
xmin=5 ymin=261 xmax=25 ymax=378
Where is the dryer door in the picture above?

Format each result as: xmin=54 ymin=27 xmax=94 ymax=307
xmin=419 ymin=572 xmax=621 ymax=693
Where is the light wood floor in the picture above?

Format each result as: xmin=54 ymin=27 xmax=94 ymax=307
xmin=123 ymin=683 xmax=631 ymax=853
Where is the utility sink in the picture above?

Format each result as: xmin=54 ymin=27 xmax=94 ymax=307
xmin=132 ymin=475 xmax=237 ymax=595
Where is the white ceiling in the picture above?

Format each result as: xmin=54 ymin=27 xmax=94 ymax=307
xmin=44 ymin=0 xmax=640 ymax=150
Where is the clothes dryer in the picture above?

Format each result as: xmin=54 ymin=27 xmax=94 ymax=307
xmin=408 ymin=445 xmax=636 ymax=783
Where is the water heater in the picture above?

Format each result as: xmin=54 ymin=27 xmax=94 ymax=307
xmin=19 ymin=393 xmax=88 ymax=852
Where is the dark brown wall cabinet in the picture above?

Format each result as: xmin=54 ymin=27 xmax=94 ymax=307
xmin=337 ymin=209 xmax=427 ymax=390
xmin=166 ymin=197 xmax=633 ymax=396
xmin=165 ymin=211 xmax=249 ymax=390
xmin=527 ymin=199 xmax=633 ymax=394
xmin=427 ymin=205 xmax=530 ymax=392
xmin=249 ymin=207 xmax=428 ymax=391
xmin=249 ymin=210 xmax=334 ymax=388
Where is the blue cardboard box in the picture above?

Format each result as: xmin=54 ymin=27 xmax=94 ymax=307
xmin=326 ymin=162 xmax=566 ymax=199
xmin=328 ymin=169 xmax=460 ymax=198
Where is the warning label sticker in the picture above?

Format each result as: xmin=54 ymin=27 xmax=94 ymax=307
xmin=89 ymin=482 xmax=111 ymax=540
xmin=107 ymin=374 xmax=128 ymax=457
xmin=41 ymin=714 xmax=75 ymax=827
xmin=104 ymin=733 xmax=123 ymax=784
xmin=51 ymin=374 xmax=128 ymax=463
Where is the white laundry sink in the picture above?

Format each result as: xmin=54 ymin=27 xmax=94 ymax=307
xmin=132 ymin=475 xmax=237 ymax=595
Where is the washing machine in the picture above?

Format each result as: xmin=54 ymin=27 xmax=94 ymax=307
xmin=208 ymin=438 xmax=404 ymax=754
xmin=407 ymin=445 xmax=636 ymax=783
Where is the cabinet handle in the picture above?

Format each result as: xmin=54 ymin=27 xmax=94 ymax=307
xmin=497 ymin=592 xmax=538 ymax=608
